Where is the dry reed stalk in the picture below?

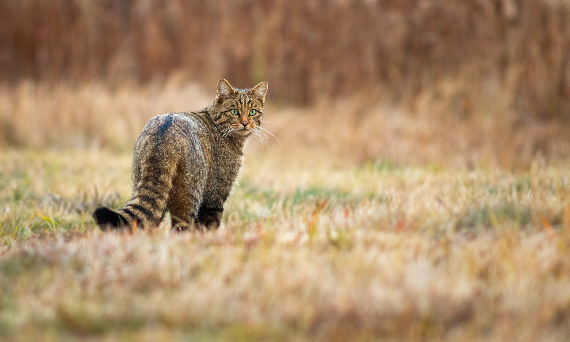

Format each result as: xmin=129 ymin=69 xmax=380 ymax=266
xmin=0 ymin=0 xmax=567 ymax=118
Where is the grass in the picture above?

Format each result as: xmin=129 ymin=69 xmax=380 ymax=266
xmin=1 ymin=2 xmax=567 ymax=338
xmin=0 ymin=148 xmax=568 ymax=341
xmin=0 ymin=71 xmax=568 ymax=340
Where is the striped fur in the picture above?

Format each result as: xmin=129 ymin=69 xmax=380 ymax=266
xmin=94 ymin=79 xmax=268 ymax=230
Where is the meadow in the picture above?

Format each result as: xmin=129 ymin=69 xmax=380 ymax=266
xmin=0 ymin=82 xmax=569 ymax=341
xmin=1 ymin=0 xmax=569 ymax=340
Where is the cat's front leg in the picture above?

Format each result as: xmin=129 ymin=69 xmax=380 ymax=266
xmin=197 ymin=206 xmax=223 ymax=229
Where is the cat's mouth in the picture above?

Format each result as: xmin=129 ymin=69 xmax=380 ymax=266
xmin=237 ymin=127 xmax=253 ymax=135
xmin=234 ymin=125 xmax=253 ymax=135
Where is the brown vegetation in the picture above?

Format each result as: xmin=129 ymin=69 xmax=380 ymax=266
xmin=1 ymin=0 xmax=568 ymax=116
xmin=0 ymin=150 xmax=569 ymax=341
xmin=1 ymin=79 xmax=568 ymax=168
xmin=0 ymin=2 xmax=569 ymax=340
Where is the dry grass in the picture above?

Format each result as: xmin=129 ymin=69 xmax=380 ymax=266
xmin=1 ymin=0 xmax=568 ymax=116
xmin=0 ymin=71 xmax=568 ymax=340
xmin=0 ymin=1 xmax=568 ymax=340
xmin=0 ymin=147 xmax=569 ymax=341
xmin=1 ymin=79 xmax=569 ymax=166
xmin=0 ymin=78 xmax=210 ymax=150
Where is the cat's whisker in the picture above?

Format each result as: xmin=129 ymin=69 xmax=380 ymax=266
xmin=252 ymin=127 xmax=264 ymax=139
xmin=254 ymin=129 xmax=271 ymax=151
xmin=224 ymin=127 xmax=236 ymax=138
xmin=255 ymin=132 xmax=272 ymax=151
xmin=220 ymin=124 xmax=236 ymax=138
xmin=258 ymin=132 xmax=274 ymax=150
xmin=218 ymin=124 xmax=233 ymax=137
xmin=257 ymin=126 xmax=282 ymax=145
xmin=256 ymin=127 xmax=276 ymax=148
xmin=253 ymin=127 xmax=273 ymax=151
xmin=252 ymin=129 xmax=264 ymax=147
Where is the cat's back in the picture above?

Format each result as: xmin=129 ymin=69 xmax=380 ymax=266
xmin=136 ymin=111 xmax=215 ymax=154
xmin=140 ymin=111 xmax=211 ymax=140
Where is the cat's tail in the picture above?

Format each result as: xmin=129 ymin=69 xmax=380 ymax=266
xmin=93 ymin=183 xmax=173 ymax=231
xmin=94 ymin=154 xmax=178 ymax=231
xmin=93 ymin=199 xmax=165 ymax=230
xmin=93 ymin=173 xmax=175 ymax=230
xmin=93 ymin=207 xmax=131 ymax=230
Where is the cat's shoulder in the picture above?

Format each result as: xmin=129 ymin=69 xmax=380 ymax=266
xmin=144 ymin=111 xmax=210 ymax=134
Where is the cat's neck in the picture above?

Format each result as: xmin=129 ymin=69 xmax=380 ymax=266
xmin=198 ymin=108 xmax=249 ymax=151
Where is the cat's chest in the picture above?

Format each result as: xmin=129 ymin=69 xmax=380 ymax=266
xmin=212 ymin=142 xmax=243 ymax=183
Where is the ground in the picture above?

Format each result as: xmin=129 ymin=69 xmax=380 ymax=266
xmin=0 ymin=148 xmax=568 ymax=341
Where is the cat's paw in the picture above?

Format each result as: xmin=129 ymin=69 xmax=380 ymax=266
xmin=202 ymin=218 xmax=221 ymax=229
xmin=93 ymin=207 xmax=125 ymax=230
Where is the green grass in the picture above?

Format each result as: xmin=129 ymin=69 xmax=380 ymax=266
xmin=0 ymin=149 xmax=569 ymax=341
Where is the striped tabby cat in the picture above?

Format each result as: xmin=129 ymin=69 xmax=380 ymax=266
xmin=93 ymin=79 xmax=268 ymax=230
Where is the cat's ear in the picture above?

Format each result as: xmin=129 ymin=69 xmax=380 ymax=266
xmin=249 ymin=81 xmax=268 ymax=105
xmin=216 ymin=79 xmax=236 ymax=101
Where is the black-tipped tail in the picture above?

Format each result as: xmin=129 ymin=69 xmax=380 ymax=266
xmin=93 ymin=207 xmax=128 ymax=231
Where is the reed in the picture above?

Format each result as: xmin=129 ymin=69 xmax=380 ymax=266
xmin=0 ymin=0 xmax=567 ymax=117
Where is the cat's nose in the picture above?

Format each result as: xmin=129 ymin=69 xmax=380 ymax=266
xmin=241 ymin=121 xmax=249 ymax=128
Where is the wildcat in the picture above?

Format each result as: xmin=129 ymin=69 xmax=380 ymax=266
xmin=93 ymin=79 xmax=268 ymax=230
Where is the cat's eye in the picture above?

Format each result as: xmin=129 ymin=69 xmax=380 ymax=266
xmin=230 ymin=109 xmax=239 ymax=115
xmin=249 ymin=109 xmax=257 ymax=116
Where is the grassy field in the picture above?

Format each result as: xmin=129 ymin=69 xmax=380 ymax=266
xmin=0 ymin=75 xmax=568 ymax=342
xmin=1 ymin=1 xmax=568 ymax=340
xmin=0 ymin=143 xmax=569 ymax=341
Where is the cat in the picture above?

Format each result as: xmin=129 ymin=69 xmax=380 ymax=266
xmin=93 ymin=79 xmax=268 ymax=230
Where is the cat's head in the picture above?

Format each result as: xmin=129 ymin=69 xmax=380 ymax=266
xmin=211 ymin=79 xmax=268 ymax=137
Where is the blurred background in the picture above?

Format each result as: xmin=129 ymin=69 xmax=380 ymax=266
xmin=0 ymin=0 xmax=568 ymax=168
